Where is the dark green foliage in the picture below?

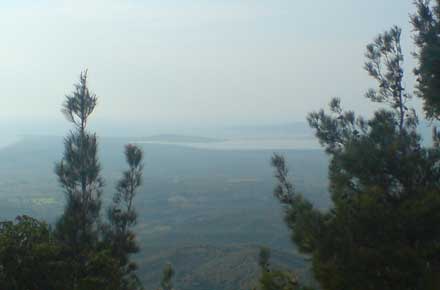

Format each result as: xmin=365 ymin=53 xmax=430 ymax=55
xmin=412 ymin=0 xmax=440 ymax=120
xmin=272 ymin=155 xmax=321 ymax=254
xmin=271 ymin=23 xmax=440 ymax=290
xmin=49 ymin=71 xmax=144 ymax=290
xmin=160 ymin=263 xmax=175 ymax=290
xmin=105 ymin=144 xmax=144 ymax=290
xmin=54 ymin=70 xmax=105 ymax=289
xmin=0 ymin=216 xmax=64 ymax=290
xmin=55 ymin=70 xmax=103 ymax=249
xmin=73 ymin=248 xmax=120 ymax=290
xmin=0 ymin=216 xmax=123 ymax=290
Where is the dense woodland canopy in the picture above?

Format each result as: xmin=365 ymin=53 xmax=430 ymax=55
xmin=1 ymin=1 xmax=440 ymax=290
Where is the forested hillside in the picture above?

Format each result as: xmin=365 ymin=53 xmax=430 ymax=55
xmin=0 ymin=136 xmax=328 ymax=289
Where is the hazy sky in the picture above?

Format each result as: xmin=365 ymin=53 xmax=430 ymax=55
xmin=0 ymin=0 xmax=419 ymax=135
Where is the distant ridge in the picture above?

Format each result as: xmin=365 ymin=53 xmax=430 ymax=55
xmin=135 ymin=134 xmax=224 ymax=143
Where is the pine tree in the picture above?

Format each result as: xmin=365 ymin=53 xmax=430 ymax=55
xmin=271 ymin=7 xmax=440 ymax=290
xmin=411 ymin=0 xmax=440 ymax=121
xmin=55 ymin=70 xmax=105 ymax=289
xmin=105 ymin=144 xmax=144 ymax=290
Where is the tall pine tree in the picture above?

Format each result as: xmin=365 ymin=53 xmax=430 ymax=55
xmin=55 ymin=70 xmax=105 ymax=289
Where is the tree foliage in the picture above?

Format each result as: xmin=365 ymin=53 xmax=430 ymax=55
xmin=271 ymin=4 xmax=440 ymax=290
xmin=412 ymin=0 xmax=440 ymax=120
xmin=0 ymin=216 xmax=64 ymax=290
xmin=0 ymin=71 xmax=148 ymax=290
xmin=364 ymin=26 xmax=413 ymax=131
xmin=54 ymin=70 xmax=106 ymax=289
xmin=105 ymin=144 xmax=144 ymax=290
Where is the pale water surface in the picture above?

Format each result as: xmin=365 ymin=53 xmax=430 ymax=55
xmin=134 ymin=137 xmax=320 ymax=150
